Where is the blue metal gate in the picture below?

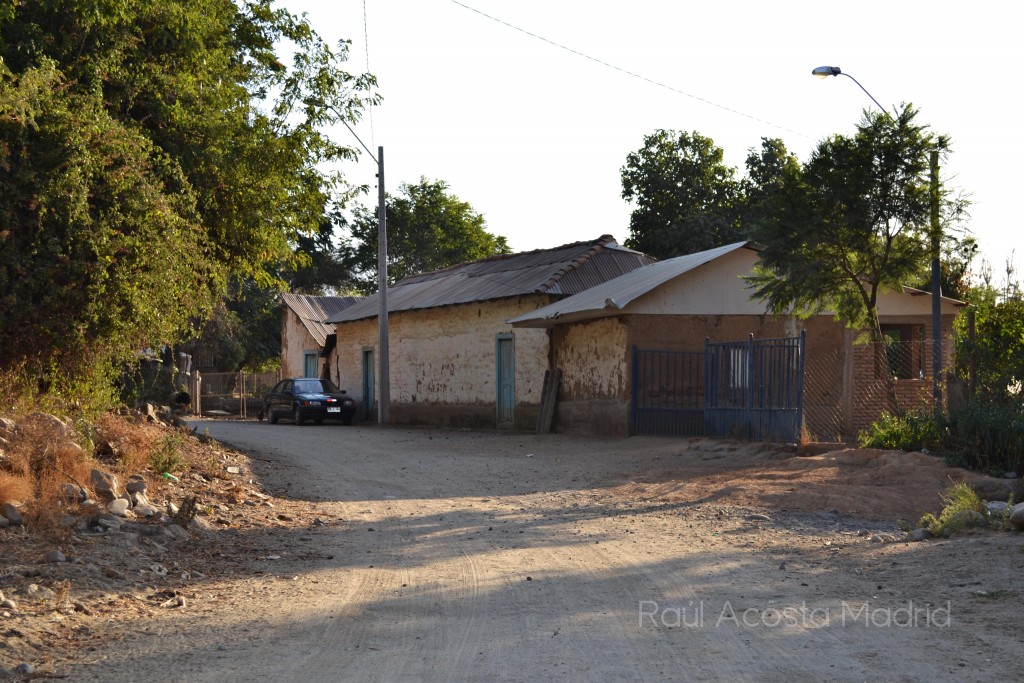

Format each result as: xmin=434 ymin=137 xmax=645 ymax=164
xmin=631 ymin=348 xmax=706 ymax=436
xmin=705 ymin=333 xmax=805 ymax=442
xmin=632 ymin=333 xmax=805 ymax=442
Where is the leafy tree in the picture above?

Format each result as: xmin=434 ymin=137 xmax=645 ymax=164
xmin=746 ymin=105 xmax=948 ymax=342
xmin=620 ymin=130 xmax=743 ymax=258
xmin=956 ymin=285 xmax=1024 ymax=401
xmin=345 ymin=178 xmax=510 ymax=293
xmin=0 ymin=1 xmax=377 ymax=402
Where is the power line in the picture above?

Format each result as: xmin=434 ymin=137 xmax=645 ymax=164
xmin=448 ymin=0 xmax=811 ymax=140
xmin=362 ymin=0 xmax=376 ymax=149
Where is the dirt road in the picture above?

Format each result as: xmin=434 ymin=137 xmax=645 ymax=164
xmin=67 ymin=423 xmax=1022 ymax=682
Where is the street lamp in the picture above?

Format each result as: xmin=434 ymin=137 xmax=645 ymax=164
xmin=811 ymin=66 xmax=943 ymax=408
xmin=305 ymin=98 xmax=390 ymax=424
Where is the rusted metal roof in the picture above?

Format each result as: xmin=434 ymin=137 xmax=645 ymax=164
xmin=508 ymin=242 xmax=756 ymax=328
xmin=282 ymin=293 xmax=361 ymax=346
xmin=327 ymin=236 xmax=655 ymax=323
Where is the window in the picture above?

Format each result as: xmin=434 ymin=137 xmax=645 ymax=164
xmin=880 ymin=324 xmax=925 ymax=379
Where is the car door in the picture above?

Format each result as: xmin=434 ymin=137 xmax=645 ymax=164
xmin=271 ymin=380 xmax=293 ymax=417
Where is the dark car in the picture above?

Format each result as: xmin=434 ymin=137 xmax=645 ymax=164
xmin=259 ymin=378 xmax=357 ymax=425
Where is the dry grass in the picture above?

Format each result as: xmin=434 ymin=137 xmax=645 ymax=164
xmin=0 ymin=472 xmax=34 ymax=505
xmin=0 ymin=408 xmax=219 ymax=538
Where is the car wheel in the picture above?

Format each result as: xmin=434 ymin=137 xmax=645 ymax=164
xmin=342 ymin=415 xmax=353 ymax=426
xmin=293 ymin=406 xmax=304 ymax=425
xmin=268 ymin=408 xmax=279 ymax=425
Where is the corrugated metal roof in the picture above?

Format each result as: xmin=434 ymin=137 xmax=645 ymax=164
xmin=507 ymin=242 xmax=755 ymax=328
xmin=328 ymin=236 xmax=655 ymax=323
xmin=282 ymin=293 xmax=361 ymax=346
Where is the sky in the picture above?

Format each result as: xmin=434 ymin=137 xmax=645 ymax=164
xmin=282 ymin=0 xmax=1022 ymax=286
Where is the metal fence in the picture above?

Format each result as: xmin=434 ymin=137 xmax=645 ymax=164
xmin=191 ymin=371 xmax=280 ymax=418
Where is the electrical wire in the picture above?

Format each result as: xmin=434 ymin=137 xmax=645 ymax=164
xmin=363 ymin=0 xmax=376 ymax=149
xmin=448 ymin=0 xmax=811 ymax=140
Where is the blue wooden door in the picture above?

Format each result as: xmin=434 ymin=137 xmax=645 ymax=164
xmin=496 ymin=335 xmax=515 ymax=427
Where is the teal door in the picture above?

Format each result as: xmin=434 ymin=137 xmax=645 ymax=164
xmin=362 ymin=349 xmax=375 ymax=421
xmin=496 ymin=335 xmax=515 ymax=427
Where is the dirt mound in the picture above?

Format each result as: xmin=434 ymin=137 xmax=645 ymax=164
xmin=614 ymin=445 xmax=1017 ymax=522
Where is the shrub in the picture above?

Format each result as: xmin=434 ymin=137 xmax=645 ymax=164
xmin=150 ymin=434 xmax=184 ymax=474
xmin=859 ymin=410 xmax=946 ymax=452
xmin=918 ymin=481 xmax=987 ymax=536
xmin=946 ymin=399 xmax=1024 ymax=474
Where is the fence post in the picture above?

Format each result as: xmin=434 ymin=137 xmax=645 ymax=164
xmin=190 ymin=369 xmax=201 ymax=416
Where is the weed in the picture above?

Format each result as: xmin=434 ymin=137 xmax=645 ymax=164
xmin=172 ymin=495 xmax=198 ymax=527
xmin=918 ymin=480 xmax=987 ymax=536
xmin=859 ymin=410 xmax=946 ymax=452
xmin=150 ymin=434 xmax=183 ymax=474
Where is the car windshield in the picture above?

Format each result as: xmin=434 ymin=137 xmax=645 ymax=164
xmin=294 ymin=379 xmax=336 ymax=394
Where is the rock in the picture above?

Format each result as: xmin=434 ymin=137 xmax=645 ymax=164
xmin=745 ymin=513 xmax=771 ymax=522
xmin=1009 ymin=502 xmax=1024 ymax=530
xmin=1 ymin=502 xmax=23 ymax=526
xmin=130 ymin=490 xmax=152 ymax=508
xmin=25 ymin=584 xmax=56 ymax=600
xmin=126 ymin=476 xmax=148 ymax=494
xmin=89 ymin=468 xmax=121 ymax=500
xmin=44 ymin=550 xmax=66 ymax=563
xmin=985 ymin=501 xmax=1010 ymax=515
xmin=107 ymin=499 xmax=130 ymax=517
xmin=60 ymin=483 xmax=87 ymax=503
xmin=0 ymin=598 xmax=16 ymax=609
xmin=14 ymin=663 xmax=33 ymax=675
xmin=1004 ymin=471 xmax=1019 ymax=479
xmin=59 ymin=515 xmax=80 ymax=529
xmin=225 ymin=466 xmax=241 ymax=475
xmin=906 ymin=528 xmax=931 ymax=542
xmin=971 ymin=476 xmax=1024 ymax=503
xmin=103 ymin=566 xmax=126 ymax=580
xmin=0 ymin=515 xmax=9 ymax=528
xmin=163 ymin=524 xmax=190 ymax=541
xmin=94 ymin=513 xmax=123 ymax=530
xmin=949 ymin=509 xmax=987 ymax=529
xmin=134 ymin=502 xmax=158 ymax=518
xmin=25 ymin=412 xmax=73 ymax=438
xmin=0 ymin=415 xmax=15 ymax=436
xmin=869 ymin=535 xmax=885 ymax=543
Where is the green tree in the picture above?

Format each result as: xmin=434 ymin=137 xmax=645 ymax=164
xmin=0 ymin=1 xmax=377 ymax=402
xmin=345 ymin=178 xmax=510 ymax=293
xmin=620 ymin=130 xmax=742 ymax=258
xmin=746 ymin=105 xmax=947 ymax=342
xmin=957 ymin=285 xmax=1024 ymax=400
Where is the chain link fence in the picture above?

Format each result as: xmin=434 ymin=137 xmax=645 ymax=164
xmin=804 ymin=339 xmax=939 ymax=443
xmin=191 ymin=371 xmax=280 ymax=418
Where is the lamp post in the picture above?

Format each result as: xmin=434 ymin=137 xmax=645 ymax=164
xmin=306 ymin=99 xmax=389 ymax=424
xmin=811 ymin=66 xmax=943 ymax=408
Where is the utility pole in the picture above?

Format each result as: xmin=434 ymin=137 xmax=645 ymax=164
xmin=376 ymin=146 xmax=389 ymax=424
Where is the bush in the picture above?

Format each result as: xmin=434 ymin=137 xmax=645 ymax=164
xmin=918 ymin=481 xmax=987 ymax=536
xmin=859 ymin=410 xmax=945 ymax=452
xmin=946 ymin=399 xmax=1024 ymax=474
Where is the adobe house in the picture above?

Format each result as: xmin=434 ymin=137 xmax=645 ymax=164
xmin=281 ymin=293 xmax=360 ymax=380
xmin=326 ymin=236 xmax=655 ymax=428
xmin=508 ymin=242 xmax=965 ymax=440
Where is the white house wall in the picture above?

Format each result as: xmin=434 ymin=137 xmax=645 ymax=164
xmin=281 ymin=310 xmax=321 ymax=378
xmin=628 ymin=248 xmax=961 ymax=318
xmin=332 ymin=297 xmax=551 ymax=428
